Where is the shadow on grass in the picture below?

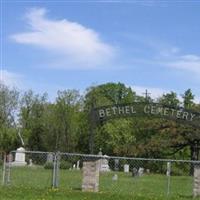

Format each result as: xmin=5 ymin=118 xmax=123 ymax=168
xmin=72 ymin=187 xmax=82 ymax=191
xmin=177 ymin=195 xmax=193 ymax=199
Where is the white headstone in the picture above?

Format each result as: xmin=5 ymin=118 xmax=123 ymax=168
xmin=132 ymin=168 xmax=138 ymax=177
xmin=73 ymin=164 xmax=76 ymax=169
xmin=7 ymin=154 xmax=13 ymax=162
xmin=47 ymin=153 xmax=54 ymax=163
xmin=99 ymin=155 xmax=110 ymax=172
xmin=124 ymin=164 xmax=129 ymax=173
xmin=77 ymin=160 xmax=80 ymax=170
xmin=98 ymin=148 xmax=103 ymax=156
xmin=138 ymin=167 xmax=144 ymax=176
xmin=112 ymin=174 xmax=118 ymax=181
xmin=29 ymin=159 xmax=33 ymax=166
xmin=114 ymin=159 xmax=119 ymax=171
xmin=146 ymin=169 xmax=150 ymax=174
xmin=12 ymin=147 xmax=27 ymax=166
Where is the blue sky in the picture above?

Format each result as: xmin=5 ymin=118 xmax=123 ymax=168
xmin=1 ymin=1 xmax=200 ymax=102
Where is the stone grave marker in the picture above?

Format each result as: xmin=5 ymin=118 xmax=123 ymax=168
xmin=12 ymin=147 xmax=27 ymax=166
xmin=98 ymin=149 xmax=110 ymax=172
xmin=112 ymin=174 xmax=118 ymax=181
xmin=77 ymin=160 xmax=80 ymax=170
xmin=73 ymin=164 xmax=76 ymax=170
xmin=7 ymin=154 xmax=13 ymax=163
xmin=146 ymin=169 xmax=150 ymax=174
xmin=193 ymin=165 xmax=200 ymax=197
xmin=82 ymin=159 xmax=100 ymax=192
xmin=29 ymin=159 xmax=33 ymax=166
xmin=124 ymin=164 xmax=129 ymax=173
xmin=47 ymin=153 xmax=54 ymax=163
xmin=114 ymin=159 xmax=119 ymax=171
xmin=132 ymin=168 xmax=138 ymax=177
xmin=138 ymin=167 xmax=144 ymax=176
xmin=99 ymin=155 xmax=110 ymax=172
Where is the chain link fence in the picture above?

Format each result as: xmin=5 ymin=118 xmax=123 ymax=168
xmin=0 ymin=152 xmax=5 ymax=185
xmin=2 ymin=150 xmax=199 ymax=198
xmin=4 ymin=151 xmax=53 ymax=188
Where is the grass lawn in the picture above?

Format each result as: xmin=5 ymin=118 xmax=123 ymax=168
xmin=0 ymin=166 xmax=198 ymax=200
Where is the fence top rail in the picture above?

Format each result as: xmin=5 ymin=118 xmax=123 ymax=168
xmin=10 ymin=150 xmax=200 ymax=164
xmin=60 ymin=152 xmax=200 ymax=164
xmin=10 ymin=150 xmax=53 ymax=154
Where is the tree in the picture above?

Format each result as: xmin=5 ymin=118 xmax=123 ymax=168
xmin=84 ymin=82 xmax=137 ymax=154
xmin=156 ymin=90 xmax=200 ymax=164
xmin=132 ymin=91 xmax=199 ymax=162
xmin=43 ymin=90 xmax=82 ymax=152
xmin=20 ymin=90 xmax=48 ymax=151
xmin=95 ymin=119 xmax=136 ymax=156
xmin=0 ymin=84 xmax=20 ymax=152
xmin=181 ymin=89 xmax=200 ymax=161
xmin=182 ymin=89 xmax=195 ymax=109
xmin=85 ymin=82 xmax=136 ymax=108
xmin=158 ymin=92 xmax=180 ymax=107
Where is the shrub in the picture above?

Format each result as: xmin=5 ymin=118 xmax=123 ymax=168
xmin=44 ymin=161 xmax=71 ymax=170
xmin=44 ymin=162 xmax=53 ymax=169
xmin=60 ymin=161 xmax=71 ymax=169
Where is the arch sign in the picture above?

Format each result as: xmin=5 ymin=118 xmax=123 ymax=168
xmin=93 ymin=103 xmax=200 ymax=127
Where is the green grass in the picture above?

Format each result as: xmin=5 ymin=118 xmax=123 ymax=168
xmin=0 ymin=166 xmax=198 ymax=200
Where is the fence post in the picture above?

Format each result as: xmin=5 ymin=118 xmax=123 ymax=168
xmin=4 ymin=153 xmax=12 ymax=185
xmin=2 ymin=153 xmax=6 ymax=185
xmin=166 ymin=161 xmax=171 ymax=196
xmin=52 ymin=152 xmax=56 ymax=188
xmin=52 ymin=152 xmax=60 ymax=188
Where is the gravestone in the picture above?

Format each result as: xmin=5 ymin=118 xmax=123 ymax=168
xmin=112 ymin=174 xmax=118 ymax=181
xmin=124 ymin=164 xmax=129 ymax=173
xmin=82 ymin=159 xmax=100 ymax=192
xmin=98 ymin=148 xmax=103 ymax=156
xmin=193 ymin=165 xmax=200 ymax=197
xmin=99 ymin=155 xmax=110 ymax=172
xmin=73 ymin=164 xmax=76 ymax=170
xmin=138 ymin=167 xmax=144 ymax=176
xmin=77 ymin=160 xmax=80 ymax=170
xmin=29 ymin=159 xmax=33 ymax=166
xmin=47 ymin=153 xmax=54 ymax=163
xmin=7 ymin=154 xmax=13 ymax=163
xmin=114 ymin=159 xmax=119 ymax=171
xmin=146 ymin=169 xmax=150 ymax=174
xmin=132 ymin=168 xmax=138 ymax=177
xmin=98 ymin=149 xmax=110 ymax=172
xmin=12 ymin=147 xmax=27 ymax=166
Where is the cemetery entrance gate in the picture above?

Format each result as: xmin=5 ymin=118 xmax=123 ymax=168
xmin=89 ymin=102 xmax=200 ymax=155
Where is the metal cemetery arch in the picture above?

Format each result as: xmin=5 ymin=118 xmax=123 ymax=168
xmin=89 ymin=102 xmax=200 ymax=153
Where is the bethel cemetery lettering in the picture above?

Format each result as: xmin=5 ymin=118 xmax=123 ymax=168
xmin=93 ymin=103 xmax=200 ymax=127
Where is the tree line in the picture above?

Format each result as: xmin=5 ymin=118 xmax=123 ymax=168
xmin=1 ymin=82 xmax=200 ymax=161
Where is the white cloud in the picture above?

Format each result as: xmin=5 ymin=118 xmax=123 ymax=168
xmin=122 ymin=33 xmax=200 ymax=75
xmin=159 ymin=47 xmax=180 ymax=57
xmin=0 ymin=70 xmax=22 ymax=87
xmin=11 ymin=8 xmax=115 ymax=69
xmin=166 ymin=54 xmax=200 ymax=75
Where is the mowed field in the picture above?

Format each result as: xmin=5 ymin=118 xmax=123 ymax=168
xmin=0 ymin=166 xmax=199 ymax=200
